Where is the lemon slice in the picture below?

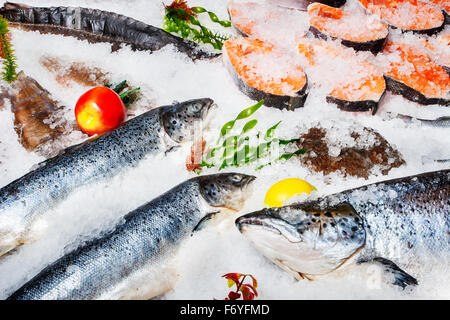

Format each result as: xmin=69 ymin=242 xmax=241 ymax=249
xmin=264 ymin=178 xmax=316 ymax=207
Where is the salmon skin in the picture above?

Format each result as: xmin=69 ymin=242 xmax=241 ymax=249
xmin=237 ymin=170 xmax=449 ymax=288
xmin=6 ymin=173 xmax=255 ymax=300
xmin=0 ymin=98 xmax=215 ymax=258
xmin=0 ymin=2 xmax=218 ymax=61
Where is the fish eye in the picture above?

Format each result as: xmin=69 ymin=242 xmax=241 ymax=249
xmin=230 ymin=174 xmax=243 ymax=183
xmin=191 ymin=102 xmax=203 ymax=112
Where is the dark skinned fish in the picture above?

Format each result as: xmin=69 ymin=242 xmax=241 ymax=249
xmin=0 ymin=2 xmax=219 ymax=61
xmin=0 ymin=98 xmax=216 ymax=257
xmin=7 ymin=173 xmax=255 ymax=300
xmin=237 ymin=170 xmax=449 ymax=288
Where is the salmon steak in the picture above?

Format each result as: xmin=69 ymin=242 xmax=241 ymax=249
xmin=358 ymin=0 xmax=445 ymax=34
xmin=307 ymin=2 xmax=389 ymax=53
xmin=377 ymin=41 xmax=450 ymax=105
xmin=297 ymin=38 xmax=386 ymax=113
xmin=224 ymin=38 xmax=308 ymax=110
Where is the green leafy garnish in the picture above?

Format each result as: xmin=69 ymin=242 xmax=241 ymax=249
xmin=242 ymin=119 xmax=258 ymax=134
xmin=163 ymin=1 xmax=231 ymax=50
xmin=219 ymin=100 xmax=264 ymax=138
xmin=198 ymin=100 xmax=306 ymax=172
xmin=105 ymin=80 xmax=141 ymax=107
xmin=0 ymin=16 xmax=18 ymax=83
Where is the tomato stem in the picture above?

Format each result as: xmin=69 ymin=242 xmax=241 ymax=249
xmin=120 ymin=87 xmax=140 ymax=100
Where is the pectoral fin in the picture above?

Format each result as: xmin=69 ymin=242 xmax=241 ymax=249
xmin=191 ymin=211 xmax=221 ymax=234
xmin=358 ymin=257 xmax=418 ymax=289
xmin=165 ymin=145 xmax=180 ymax=156
xmin=273 ymin=259 xmax=315 ymax=281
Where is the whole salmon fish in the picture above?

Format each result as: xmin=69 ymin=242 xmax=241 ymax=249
xmin=7 ymin=172 xmax=255 ymax=300
xmin=0 ymin=98 xmax=215 ymax=257
xmin=0 ymin=2 xmax=219 ymax=60
xmin=236 ymin=170 xmax=449 ymax=288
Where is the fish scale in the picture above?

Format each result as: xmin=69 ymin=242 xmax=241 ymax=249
xmin=339 ymin=170 xmax=450 ymax=264
xmin=8 ymin=180 xmax=205 ymax=300
xmin=237 ymin=170 xmax=449 ymax=285
xmin=7 ymin=173 xmax=255 ymax=300
xmin=0 ymin=98 xmax=215 ymax=257
xmin=0 ymin=2 xmax=219 ymax=60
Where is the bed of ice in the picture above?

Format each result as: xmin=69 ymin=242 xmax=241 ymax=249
xmin=0 ymin=0 xmax=449 ymax=300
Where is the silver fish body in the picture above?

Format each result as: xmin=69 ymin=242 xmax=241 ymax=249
xmin=7 ymin=173 xmax=255 ymax=300
xmin=237 ymin=170 xmax=449 ymax=286
xmin=322 ymin=170 xmax=450 ymax=265
xmin=0 ymin=98 xmax=215 ymax=256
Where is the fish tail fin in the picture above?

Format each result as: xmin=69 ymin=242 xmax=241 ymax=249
xmin=358 ymin=257 xmax=418 ymax=289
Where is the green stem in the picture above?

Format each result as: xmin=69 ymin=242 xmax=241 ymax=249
xmin=119 ymin=87 xmax=140 ymax=99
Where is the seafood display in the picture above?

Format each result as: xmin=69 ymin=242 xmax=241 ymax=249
xmin=0 ymin=0 xmax=449 ymax=302
xmin=237 ymin=170 xmax=450 ymax=287
xmin=228 ymin=0 xmax=449 ymax=110
xmin=0 ymin=2 xmax=218 ymax=61
xmin=0 ymin=99 xmax=215 ymax=257
xmin=7 ymin=173 xmax=255 ymax=300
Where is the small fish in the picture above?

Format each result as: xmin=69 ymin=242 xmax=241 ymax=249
xmin=0 ymin=2 xmax=219 ymax=60
xmin=236 ymin=170 xmax=449 ymax=288
xmin=7 ymin=173 xmax=255 ymax=300
xmin=2 ymin=71 xmax=67 ymax=154
xmin=393 ymin=113 xmax=450 ymax=128
xmin=0 ymin=98 xmax=216 ymax=257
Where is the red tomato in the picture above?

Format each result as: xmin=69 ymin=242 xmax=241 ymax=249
xmin=75 ymin=87 xmax=127 ymax=136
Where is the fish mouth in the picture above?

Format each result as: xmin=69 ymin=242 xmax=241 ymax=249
xmin=235 ymin=208 xmax=303 ymax=244
xmin=243 ymin=175 xmax=257 ymax=186
xmin=236 ymin=212 xmax=297 ymax=240
xmin=236 ymin=215 xmax=282 ymax=235
xmin=224 ymin=175 xmax=257 ymax=212
xmin=202 ymin=100 xmax=218 ymax=128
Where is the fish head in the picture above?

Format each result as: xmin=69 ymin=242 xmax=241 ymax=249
xmin=161 ymin=98 xmax=216 ymax=144
xmin=235 ymin=202 xmax=366 ymax=276
xmin=199 ymin=173 xmax=256 ymax=211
